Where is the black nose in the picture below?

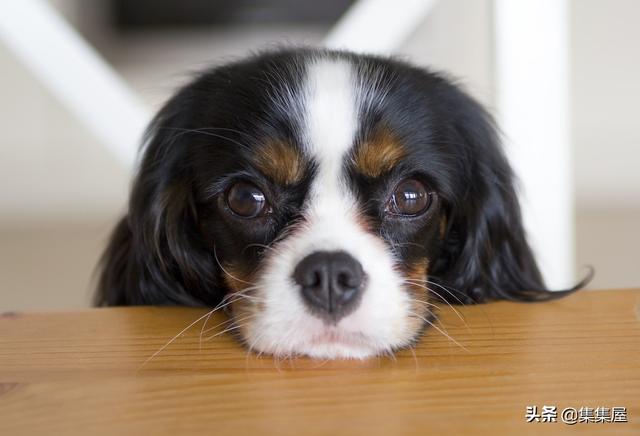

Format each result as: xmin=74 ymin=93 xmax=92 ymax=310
xmin=293 ymin=251 xmax=365 ymax=322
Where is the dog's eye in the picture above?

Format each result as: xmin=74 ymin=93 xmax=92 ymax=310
xmin=226 ymin=181 xmax=270 ymax=218
xmin=386 ymin=178 xmax=432 ymax=216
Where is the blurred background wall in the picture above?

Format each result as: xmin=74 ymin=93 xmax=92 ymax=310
xmin=1 ymin=0 xmax=638 ymax=310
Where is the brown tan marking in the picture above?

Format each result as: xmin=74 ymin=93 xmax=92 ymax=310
xmin=439 ymin=216 xmax=448 ymax=240
xmin=222 ymin=262 xmax=265 ymax=326
xmin=253 ymin=140 xmax=305 ymax=185
xmin=401 ymin=258 xmax=432 ymax=334
xmin=354 ymin=127 xmax=406 ymax=178
xmin=222 ymin=262 xmax=257 ymax=293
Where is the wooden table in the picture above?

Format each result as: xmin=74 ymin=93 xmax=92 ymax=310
xmin=1 ymin=289 xmax=639 ymax=435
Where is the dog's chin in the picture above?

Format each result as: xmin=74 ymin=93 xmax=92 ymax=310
xmin=299 ymin=330 xmax=382 ymax=359
xmin=303 ymin=340 xmax=380 ymax=360
xmin=234 ymin=311 xmax=418 ymax=360
xmin=245 ymin=329 xmax=388 ymax=360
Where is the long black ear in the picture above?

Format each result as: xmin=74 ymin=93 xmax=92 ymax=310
xmin=95 ymin=107 xmax=220 ymax=307
xmin=430 ymin=91 xmax=589 ymax=304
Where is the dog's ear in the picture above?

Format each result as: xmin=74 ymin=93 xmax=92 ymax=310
xmin=95 ymin=107 xmax=220 ymax=307
xmin=430 ymin=89 xmax=585 ymax=304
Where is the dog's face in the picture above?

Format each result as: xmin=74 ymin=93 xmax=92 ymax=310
xmin=205 ymin=56 xmax=447 ymax=358
xmin=99 ymin=49 xmax=570 ymax=359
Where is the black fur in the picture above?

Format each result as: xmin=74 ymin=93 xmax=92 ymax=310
xmin=96 ymin=48 xmax=588 ymax=310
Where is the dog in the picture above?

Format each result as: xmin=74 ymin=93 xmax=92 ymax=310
xmin=96 ymin=48 xmax=585 ymax=359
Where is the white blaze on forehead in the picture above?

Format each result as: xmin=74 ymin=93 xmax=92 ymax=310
xmin=303 ymin=58 xmax=358 ymax=210
xmin=299 ymin=57 xmax=362 ymax=253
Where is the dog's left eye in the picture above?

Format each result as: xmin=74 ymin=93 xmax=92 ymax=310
xmin=225 ymin=181 xmax=270 ymax=218
xmin=386 ymin=178 xmax=433 ymax=217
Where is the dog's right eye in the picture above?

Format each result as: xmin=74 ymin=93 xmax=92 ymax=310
xmin=225 ymin=181 xmax=271 ymax=218
xmin=385 ymin=178 xmax=433 ymax=217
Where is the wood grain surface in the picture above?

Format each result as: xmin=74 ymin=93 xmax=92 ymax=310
xmin=1 ymin=289 xmax=639 ymax=435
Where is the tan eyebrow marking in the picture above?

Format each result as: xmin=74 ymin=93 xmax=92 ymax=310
xmin=252 ymin=139 xmax=305 ymax=185
xmin=353 ymin=127 xmax=406 ymax=178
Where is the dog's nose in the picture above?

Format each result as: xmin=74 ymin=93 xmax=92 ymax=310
xmin=293 ymin=250 xmax=365 ymax=322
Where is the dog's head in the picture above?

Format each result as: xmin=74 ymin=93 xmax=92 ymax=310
xmin=98 ymin=49 xmax=576 ymax=359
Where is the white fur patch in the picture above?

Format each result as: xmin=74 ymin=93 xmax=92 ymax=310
xmin=243 ymin=56 xmax=414 ymax=359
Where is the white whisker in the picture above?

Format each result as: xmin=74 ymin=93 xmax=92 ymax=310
xmin=213 ymin=244 xmax=256 ymax=286
xmin=405 ymin=278 xmax=468 ymax=305
xmin=403 ymin=280 xmax=469 ymax=330
xmin=409 ymin=346 xmax=419 ymax=371
xmin=204 ymin=322 xmax=249 ymax=342
xmin=242 ymin=242 xmax=277 ymax=254
xmin=409 ymin=310 xmax=470 ymax=353
xmin=140 ymin=309 xmax=216 ymax=369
